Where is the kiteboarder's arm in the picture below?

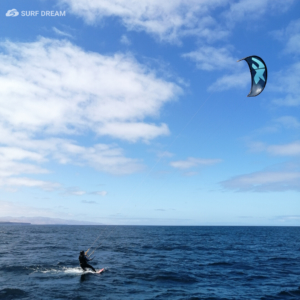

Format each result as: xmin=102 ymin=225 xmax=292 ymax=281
xmin=85 ymin=255 xmax=93 ymax=261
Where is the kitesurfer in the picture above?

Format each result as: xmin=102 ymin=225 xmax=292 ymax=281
xmin=79 ymin=250 xmax=96 ymax=272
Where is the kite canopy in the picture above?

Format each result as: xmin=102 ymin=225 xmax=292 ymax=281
xmin=238 ymin=55 xmax=267 ymax=97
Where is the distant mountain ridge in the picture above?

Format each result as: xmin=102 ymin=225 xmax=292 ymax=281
xmin=0 ymin=221 xmax=31 ymax=225
xmin=0 ymin=216 xmax=103 ymax=225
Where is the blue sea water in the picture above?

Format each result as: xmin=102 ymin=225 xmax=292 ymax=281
xmin=1 ymin=226 xmax=300 ymax=300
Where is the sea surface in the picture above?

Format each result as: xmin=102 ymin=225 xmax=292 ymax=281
xmin=1 ymin=226 xmax=300 ymax=300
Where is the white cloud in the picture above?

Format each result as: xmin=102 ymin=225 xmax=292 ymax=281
xmin=273 ymin=95 xmax=300 ymax=107
xmin=286 ymin=34 xmax=300 ymax=55
xmin=0 ymin=160 xmax=48 ymax=178
xmin=0 ymin=133 xmax=143 ymax=175
xmin=221 ymin=170 xmax=300 ymax=192
xmin=0 ymin=177 xmax=60 ymax=190
xmin=0 ymin=129 xmax=143 ymax=190
xmin=53 ymin=27 xmax=74 ymax=38
xmin=0 ymin=146 xmax=54 ymax=189
xmin=59 ymin=0 xmax=230 ymax=43
xmin=0 ymin=147 xmax=44 ymax=162
xmin=0 ymin=37 xmax=182 ymax=188
xmin=275 ymin=116 xmax=300 ymax=129
xmin=0 ymin=202 xmax=102 ymax=224
xmin=247 ymin=116 xmax=300 ymax=136
xmin=157 ymin=151 xmax=174 ymax=158
xmin=58 ymin=0 xmax=294 ymax=43
xmin=208 ymin=71 xmax=249 ymax=91
xmin=183 ymin=171 xmax=199 ymax=176
xmin=82 ymin=200 xmax=97 ymax=204
xmin=274 ymin=215 xmax=300 ymax=223
xmin=0 ymin=38 xmax=180 ymax=141
xmin=250 ymin=141 xmax=300 ymax=156
xmin=271 ymin=62 xmax=300 ymax=106
xmin=90 ymin=191 xmax=107 ymax=196
xmin=120 ymin=35 xmax=131 ymax=45
xmin=271 ymin=18 xmax=300 ymax=55
xmin=69 ymin=190 xmax=86 ymax=196
xmin=0 ymin=200 xmax=59 ymax=218
xmin=170 ymin=157 xmax=221 ymax=169
xmin=65 ymin=188 xmax=108 ymax=196
xmin=96 ymin=122 xmax=170 ymax=142
xmin=225 ymin=0 xmax=294 ymax=24
xmin=268 ymin=142 xmax=300 ymax=156
xmin=269 ymin=21 xmax=300 ymax=107
xmin=269 ymin=20 xmax=300 ymax=106
xmin=183 ymin=46 xmax=236 ymax=71
xmin=64 ymin=143 xmax=144 ymax=174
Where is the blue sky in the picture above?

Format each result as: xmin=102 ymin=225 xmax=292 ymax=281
xmin=0 ymin=0 xmax=300 ymax=225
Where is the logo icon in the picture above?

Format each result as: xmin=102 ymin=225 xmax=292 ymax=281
xmin=251 ymin=57 xmax=265 ymax=84
xmin=6 ymin=9 xmax=19 ymax=17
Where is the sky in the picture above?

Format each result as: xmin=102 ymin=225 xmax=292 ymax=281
xmin=0 ymin=0 xmax=300 ymax=225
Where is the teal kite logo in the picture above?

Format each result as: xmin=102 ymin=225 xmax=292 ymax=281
xmin=252 ymin=57 xmax=265 ymax=84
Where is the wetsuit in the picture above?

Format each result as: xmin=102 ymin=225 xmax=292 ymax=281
xmin=79 ymin=253 xmax=96 ymax=272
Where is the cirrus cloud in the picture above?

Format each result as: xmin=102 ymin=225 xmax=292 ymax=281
xmin=208 ymin=71 xmax=249 ymax=91
xmin=58 ymin=0 xmax=294 ymax=43
xmin=183 ymin=46 xmax=237 ymax=71
xmin=58 ymin=0 xmax=230 ymax=43
xmin=221 ymin=170 xmax=300 ymax=192
xmin=224 ymin=0 xmax=294 ymax=25
xmin=271 ymin=18 xmax=300 ymax=56
xmin=170 ymin=157 xmax=222 ymax=169
xmin=271 ymin=62 xmax=300 ymax=107
xmin=249 ymin=141 xmax=300 ymax=156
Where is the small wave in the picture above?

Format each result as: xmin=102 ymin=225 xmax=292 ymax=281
xmin=142 ymin=245 xmax=153 ymax=249
xmin=0 ymin=288 xmax=27 ymax=299
xmin=278 ymin=287 xmax=300 ymax=297
xmin=154 ymin=273 xmax=197 ymax=283
xmin=268 ymin=257 xmax=290 ymax=261
xmin=262 ymin=287 xmax=300 ymax=299
xmin=248 ymin=275 xmax=269 ymax=280
xmin=207 ymin=261 xmax=232 ymax=266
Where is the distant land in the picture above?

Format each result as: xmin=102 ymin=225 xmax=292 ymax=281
xmin=0 ymin=222 xmax=31 ymax=225
xmin=0 ymin=216 xmax=104 ymax=225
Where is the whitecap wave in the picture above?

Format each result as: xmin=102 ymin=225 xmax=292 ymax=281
xmin=40 ymin=267 xmax=85 ymax=274
xmin=37 ymin=266 xmax=107 ymax=275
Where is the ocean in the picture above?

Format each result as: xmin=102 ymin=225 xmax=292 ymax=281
xmin=1 ymin=225 xmax=300 ymax=299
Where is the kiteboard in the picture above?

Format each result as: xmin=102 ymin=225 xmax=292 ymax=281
xmin=97 ymin=268 xmax=105 ymax=274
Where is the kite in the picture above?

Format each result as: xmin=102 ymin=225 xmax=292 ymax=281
xmin=238 ymin=55 xmax=267 ymax=97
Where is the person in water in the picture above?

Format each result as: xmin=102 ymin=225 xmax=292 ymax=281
xmin=79 ymin=251 xmax=96 ymax=272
